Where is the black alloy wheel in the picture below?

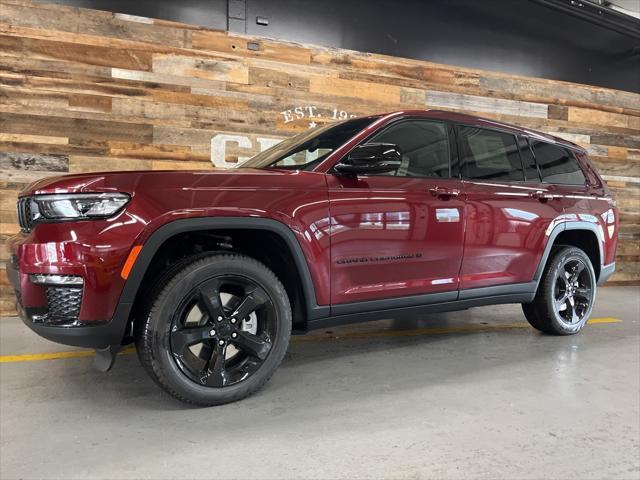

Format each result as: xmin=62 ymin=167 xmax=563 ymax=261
xmin=170 ymin=275 xmax=276 ymax=388
xmin=522 ymin=246 xmax=596 ymax=335
xmin=552 ymin=257 xmax=594 ymax=326
xmin=136 ymin=254 xmax=291 ymax=406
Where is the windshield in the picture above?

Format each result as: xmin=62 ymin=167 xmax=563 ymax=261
xmin=241 ymin=116 xmax=379 ymax=170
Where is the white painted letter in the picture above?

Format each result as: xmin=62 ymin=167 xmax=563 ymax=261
xmin=280 ymin=109 xmax=294 ymax=123
xmin=210 ymin=134 xmax=252 ymax=168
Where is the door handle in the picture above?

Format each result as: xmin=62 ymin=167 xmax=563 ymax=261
xmin=429 ymin=187 xmax=460 ymax=199
xmin=529 ymin=190 xmax=554 ymax=202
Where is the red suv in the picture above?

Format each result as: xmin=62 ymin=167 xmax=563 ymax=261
xmin=7 ymin=110 xmax=617 ymax=405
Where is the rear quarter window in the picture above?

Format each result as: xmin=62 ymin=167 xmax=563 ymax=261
xmin=531 ymin=141 xmax=586 ymax=185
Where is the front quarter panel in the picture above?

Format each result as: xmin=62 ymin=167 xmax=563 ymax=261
xmin=12 ymin=169 xmax=332 ymax=324
xmin=130 ymin=170 xmax=332 ymax=305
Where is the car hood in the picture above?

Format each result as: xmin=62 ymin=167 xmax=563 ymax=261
xmin=19 ymin=168 xmax=320 ymax=196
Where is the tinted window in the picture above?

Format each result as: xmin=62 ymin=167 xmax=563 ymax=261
xmin=367 ymin=120 xmax=450 ymax=178
xmin=531 ymin=141 xmax=586 ymax=185
xmin=458 ymin=127 xmax=524 ymax=181
xmin=518 ymin=136 xmax=540 ymax=181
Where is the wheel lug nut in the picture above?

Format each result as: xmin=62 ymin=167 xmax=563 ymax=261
xmin=231 ymin=318 xmax=237 ymax=324
xmin=209 ymin=329 xmax=216 ymax=336
xmin=231 ymin=332 xmax=238 ymax=339
xmin=218 ymin=339 xmax=225 ymax=346
xmin=217 ymin=316 xmax=223 ymax=322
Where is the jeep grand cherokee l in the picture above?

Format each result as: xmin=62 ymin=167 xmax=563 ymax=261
xmin=7 ymin=110 xmax=617 ymax=405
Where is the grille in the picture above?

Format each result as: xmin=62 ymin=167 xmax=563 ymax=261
xmin=33 ymin=286 xmax=83 ymax=326
xmin=17 ymin=197 xmax=33 ymax=233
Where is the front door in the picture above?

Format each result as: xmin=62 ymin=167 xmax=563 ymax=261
xmin=327 ymin=119 xmax=466 ymax=306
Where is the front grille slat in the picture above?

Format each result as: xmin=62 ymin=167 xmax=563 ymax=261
xmin=46 ymin=287 xmax=83 ymax=324
xmin=17 ymin=197 xmax=33 ymax=233
xmin=32 ymin=286 xmax=83 ymax=326
xmin=17 ymin=198 xmax=24 ymax=230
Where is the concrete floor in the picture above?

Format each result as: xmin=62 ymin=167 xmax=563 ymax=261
xmin=1 ymin=286 xmax=639 ymax=480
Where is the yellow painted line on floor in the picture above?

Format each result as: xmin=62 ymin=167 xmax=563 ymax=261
xmin=0 ymin=318 xmax=622 ymax=364
xmin=0 ymin=346 xmax=136 ymax=364
xmin=587 ymin=317 xmax=623 ymax=324
xmin=0 ymin=350 xmax=96 ymax=363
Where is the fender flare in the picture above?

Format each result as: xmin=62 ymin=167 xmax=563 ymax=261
xmin=112 ymin=216 xmax=329 ymax=336
xmin=532 ymin=220 xmax=604 ymax=288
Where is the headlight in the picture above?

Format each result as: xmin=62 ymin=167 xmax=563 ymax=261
xmin=30 ymin=193 xmax=130 ymax=221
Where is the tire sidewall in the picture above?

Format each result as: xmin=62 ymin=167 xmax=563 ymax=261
xmin=544 ymin=248 xmax=596 ymax=334
xmin=146 ymin=256 xmax=291 ymax=405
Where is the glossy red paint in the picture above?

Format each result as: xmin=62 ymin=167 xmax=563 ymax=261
xmin=572 ymin=149 xmax=618 ymax=266
xmin=459 ymin=180 xmax=565 ymax=289
xmin=327 ymin=174 xmax=465 ymax=304
xmin=7 ymin=110 xmax=618 ymax=338
xmin=9 ymin=169 xmax=332 ymax=321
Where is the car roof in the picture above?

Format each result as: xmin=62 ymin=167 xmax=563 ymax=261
xmin=376 ymin=109 xmax=585 ymax=152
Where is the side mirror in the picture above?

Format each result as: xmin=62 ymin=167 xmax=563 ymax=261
xmin=334 ymin=143 xmax=402 ymax=176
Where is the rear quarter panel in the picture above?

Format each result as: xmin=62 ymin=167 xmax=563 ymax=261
xmin=573 ymin=150 xmax=618 ymax=266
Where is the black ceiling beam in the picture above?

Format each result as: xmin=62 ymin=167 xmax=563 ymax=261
xmin=530 ymin=0 xmax=640 ymax=40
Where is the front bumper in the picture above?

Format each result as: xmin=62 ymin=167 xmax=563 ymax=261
xmin=6 ymin=219 xmax=141 ymax=349
xmin=6 ymin=257 xmax=130 ymax=349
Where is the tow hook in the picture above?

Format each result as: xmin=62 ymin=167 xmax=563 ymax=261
xmin=94 ymin=345 xmax=120 ymax=372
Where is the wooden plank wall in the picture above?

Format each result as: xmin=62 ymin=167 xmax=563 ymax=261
xmin=1 ymin=0 xmax=639 ymax=315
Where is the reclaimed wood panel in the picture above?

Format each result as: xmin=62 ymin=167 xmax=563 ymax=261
xmin=309 ymin=76 xmax=402 ymax=104
xmin=0 ymin=151 xmax=68 ymax=172
xmin=192 ymin=30 xmax=312 ymax=65
xmin=0 ymin=0 xmax=639 ymax=314
xmin=424 ymin=90 xmax=548 ymax=119
xmin=0 ymin=34 xmax=153 ymax=71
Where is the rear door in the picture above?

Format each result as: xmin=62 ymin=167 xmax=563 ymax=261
xmin=457 ymin=126 xmax=564 ymax=292
xmin=327 ymin=119 xmax=466 ymax=306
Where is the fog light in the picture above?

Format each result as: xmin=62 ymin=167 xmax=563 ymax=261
xmin=29 ymin=274 xmax=84 ymax=286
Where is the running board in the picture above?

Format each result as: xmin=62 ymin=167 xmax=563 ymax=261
xmin=307 ymin=292 xmax=536 ymax=331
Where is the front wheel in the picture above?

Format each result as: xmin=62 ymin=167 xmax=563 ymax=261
xmin=522 ymin=246 xmax=596 ymax=335
xmin=136 ymin=254 xmax=291 ymax=406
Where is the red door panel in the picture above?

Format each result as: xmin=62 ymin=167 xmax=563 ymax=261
xmin=328 ymin=175 xmax=465 ymax=305
xmin=460 ymin=180 xmax=564 ymax=290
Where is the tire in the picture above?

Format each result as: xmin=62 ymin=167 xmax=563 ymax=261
xmin=522 ymin=246 xmax=597 ymax=335
xmin=136 ymin=253 xmax=292 ymax=406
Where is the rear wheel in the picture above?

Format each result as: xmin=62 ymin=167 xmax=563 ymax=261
xmin=522 ymin=246 xmax=596 ymax=335
xmin=136 ymin=254 xmax=291 ymax=406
